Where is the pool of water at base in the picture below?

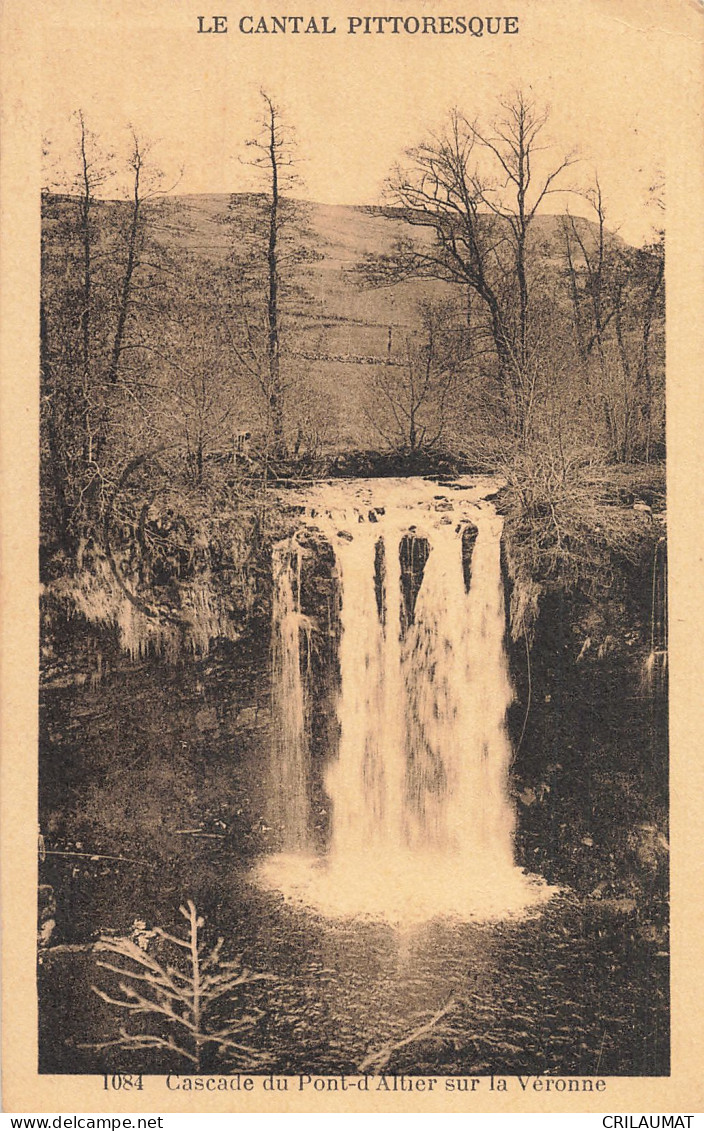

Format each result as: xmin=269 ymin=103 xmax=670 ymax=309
xmin=38 ymin=843 xmax=668 ymax=1078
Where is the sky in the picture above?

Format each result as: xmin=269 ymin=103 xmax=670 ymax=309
xmin=39 ymin=0 xmax=682 ymax=245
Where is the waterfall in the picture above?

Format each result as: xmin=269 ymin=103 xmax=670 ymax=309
xmin=261 ymin=477 xmax=552 ymax=922
xmin=269 ymin=540 xmax=310 ymax=851
xmin=402 ymin=512 xmax=517 ymax=871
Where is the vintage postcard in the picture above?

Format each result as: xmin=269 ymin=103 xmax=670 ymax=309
xmin=1 ymin=0 xmax=703 ymax=1114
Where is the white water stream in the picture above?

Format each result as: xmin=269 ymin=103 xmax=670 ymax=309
xmin=259 ymin=477 xmax=553 ymax=922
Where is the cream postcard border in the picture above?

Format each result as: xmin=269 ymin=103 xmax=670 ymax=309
xmin=1 ymin=0 xmax=703 ymax=1112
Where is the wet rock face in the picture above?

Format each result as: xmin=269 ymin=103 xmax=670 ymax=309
xmin=293 ymin=532 xmax=341 ymax=852
xmin=461 ymin=523 xmax=479 ymax=593
xmin=399 ymin=534 xmax=431 ymax=633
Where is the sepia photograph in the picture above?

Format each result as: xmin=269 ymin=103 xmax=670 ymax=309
xmin=2 ymin=0 xmax=703 ymax=1114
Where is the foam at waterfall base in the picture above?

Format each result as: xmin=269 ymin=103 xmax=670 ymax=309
xmin=255 ymin=852 xmax=557 ymax=924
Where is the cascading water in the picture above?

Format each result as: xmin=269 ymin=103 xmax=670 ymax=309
xmin=259 ymin=477 xmax=553 ymax=922
xmin=268 ymin=540 xmax=310 ymax=852
xmin=643 ymin=536 xmax=668 ymax=695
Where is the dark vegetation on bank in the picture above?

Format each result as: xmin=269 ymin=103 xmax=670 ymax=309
xmin=39 ymin=92 xmax=667 ymax=1075
xmin=38 ymin=452 xmax=668 ymax=1076
xmin=501 ymin=461 xmax=667 ymax=917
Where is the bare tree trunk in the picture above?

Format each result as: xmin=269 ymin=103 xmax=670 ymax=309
xmin=40 ymin=302 xmax=73 ymax=551
xmin=78 ymin=112 xmax=92 ymax=463
xmin=93 ymin=134 xmax=144 ymax=468
xmin=563 ymin=221 xmax=587 ymax=361
xmin=638 ymin=255 xmax=664 ymax=462
xmin=614 ymin=294 xmax=633 ymax=461
xmin=264 ymin=96 xmax=286 ymax=456
xmin=109 ymin=136 xmax=142 ymax=386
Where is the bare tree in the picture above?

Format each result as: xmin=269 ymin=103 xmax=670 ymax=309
xmin=367 ymin=300 xmax=460 ymax=452
xmin=108 ymin=131 xmax=145 ymax=386
xmin=140 ymin=258 xmax=257 ymax=483
xmin=41 ymin=115 xmax=175 ymax=550
xmin=562 ymin=181 xmax=618 ymax=453
xmin=563 ymin=180 xmax=665 ymax=461
xmin=41 ymin=112 xmax=114 ymax=548
xmin=635 ymin=187 xmax=665 ymax=461
xmin=235 ymin=91 xmax=301 ymax=457
xmin=361 ymin=91 xmax=576 ymax=441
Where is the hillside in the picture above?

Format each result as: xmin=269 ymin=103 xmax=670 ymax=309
xmin=42 ymin=190 xmax=645 ymax=453
xmin=153 ymin=194 xmax=615 ymax=447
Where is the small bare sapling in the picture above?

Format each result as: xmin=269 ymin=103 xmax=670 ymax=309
xmin=84 ymin=900 xmax=273 ymax=1070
